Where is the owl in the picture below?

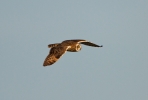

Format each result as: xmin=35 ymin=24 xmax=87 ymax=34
xmin=43 ymin=39 xmax=103 ymax=66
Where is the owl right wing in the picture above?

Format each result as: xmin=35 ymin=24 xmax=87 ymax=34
xmin=62 ymin=39 xmax=103 ymax=47
xmin=79 ymin=41 xmax=103 ymax=47
xmin=43 ymin=46 xmax=70 ymax=67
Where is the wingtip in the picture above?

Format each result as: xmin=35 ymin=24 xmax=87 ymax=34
xmin=43 ymin=62 xmax=54 ymax=67
xmin=43 ymin=63 xmax=48 ymax=67
xmin=97 ymin=45 xmax=103 ymax=47
xmin=43 ymin=64 xmax=46 ymax=67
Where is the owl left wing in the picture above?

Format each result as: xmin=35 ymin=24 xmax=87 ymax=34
xmin=43 ymin=46 xmax=70 ymax=66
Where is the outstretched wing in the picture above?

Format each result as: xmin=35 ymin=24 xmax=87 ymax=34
xmin=62 ymin=39 xmax=86 ymax=43
xmin=43 ymin=46 xmax=70 ymax=66
xmin=62 ymin=39 xmax=103 ymax=47
xmin=80 ymin=41 xmax=103 ymax=47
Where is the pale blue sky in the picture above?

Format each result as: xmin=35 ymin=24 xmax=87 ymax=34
xmin=0 ymin=0 xmax=148 ymax=100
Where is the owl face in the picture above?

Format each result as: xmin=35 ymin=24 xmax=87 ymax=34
xmin=76 ymin=44 xmax=81 ymax=51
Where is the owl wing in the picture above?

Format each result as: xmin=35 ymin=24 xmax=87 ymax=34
xmin=62 ymin=39 xmax=86 ymax=43
xmin=43 ymin=46 xmax=70 ymax=66
xmin=62 ymin=39 xmax=103 ymax=47
xmin=63 ymin=39 xmax=103 ymax=47
xmin=79 ymin=41 xmax=103 ymax=47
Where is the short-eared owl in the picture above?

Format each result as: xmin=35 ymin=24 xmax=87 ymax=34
xmin=43 ymin=39 xmax=103 ymax=66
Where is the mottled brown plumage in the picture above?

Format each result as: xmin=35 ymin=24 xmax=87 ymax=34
xmin=43 ymin=46 xmax=70 ymax=66
xmin=43 ymin=39 xmax=103 ymax=66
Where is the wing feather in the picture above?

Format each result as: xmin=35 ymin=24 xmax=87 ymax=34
xmin=43 ymin=46 xmax=69 ymax=66
xmin=80 ymin=41 xmax=103 ymax=47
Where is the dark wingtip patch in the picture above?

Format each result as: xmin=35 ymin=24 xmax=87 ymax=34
xmin=43 ymin=63 xmax=48 ymax=67
xmin=43 ymin=62 xmax=54 ymax=67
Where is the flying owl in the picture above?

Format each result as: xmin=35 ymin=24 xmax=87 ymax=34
xmin=43 ymin=39 xmax=103 ymax=66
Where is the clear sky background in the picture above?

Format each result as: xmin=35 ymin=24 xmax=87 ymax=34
xmin=0 ymin=0 xmax=148 ymax=100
